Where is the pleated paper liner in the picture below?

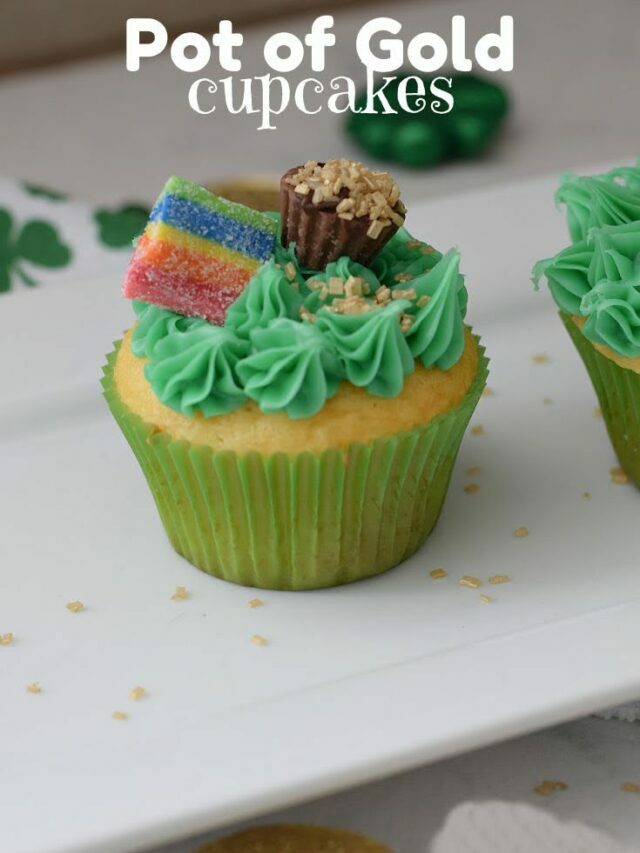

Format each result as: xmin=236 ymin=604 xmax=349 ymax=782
xmin=196 ymin=824 xmax=392 ymax=852
xmin=562 ymin=312 xmax=640 ymax=486
xmin=102 ymin=337 xmax=489 ymax=590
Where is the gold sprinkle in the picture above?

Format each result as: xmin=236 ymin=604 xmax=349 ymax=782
xmin=479 ymin=594 xmax=493 ymax=604
xmin=66 ymin=600 xmax=85 ymax=613
xmin=489 ymin=574 xmax=510 ymax=585
xmin=482 ymin=387 xmax=494 ymax=398
xmin=593 ymin=406 xmax=602 ymax=418
xmin=466 ymin=466 xmax=482 ymax=477
xmin=284 ymin=262 xmax=296 ymax=282
xmin=514 ymin=526 xmax=529 ymax=538
xmin=0 ymin=633 xmax=14 ymax=646
xmin=251 ymin=634 xmax=268 ymax=646
xmin=621 ymin=781 xmax=640 ymax=794
xmin=582 ymin=491 xmax=591 ymax=500
xmin=171 ymin=586 xmax=188 ymax=601
xmin=112 ymin=711 xmax=128 ymax=721
xmin=248 ymin=598 xmax=264 ymax=608
xmin=610 ymin=466 xmax=629 ymax=485
xmin=416 ymin=294 xmax=431 ymax=308
xmin=26 ymin=682 xmax=41 ymax=694
xmin=543 ymin=397 xmax=553 ymax=405
xmin=464 ymin=483 xmax=480 ymax=494
xmin=471 ymin=425 xmax=485 ymax=436
xmin=459 ymin=575 xmax=483 ymax=589
xmin=421 ymin=245 xmax=435 ymax=256
xmin=534 ymin=780 xmax=568 ymax=796
xmin=532 ymin=353 xmax=550 ymax=364
xmin=129 ymin=686 xmax=146 ymax=702
xmin=429 ymin=568 xmax=447 ymax=580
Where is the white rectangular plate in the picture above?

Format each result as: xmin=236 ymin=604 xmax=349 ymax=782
xmin=2 ymin=166 xmax=640 ymax=853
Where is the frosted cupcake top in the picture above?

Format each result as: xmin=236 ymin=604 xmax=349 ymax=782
xmin=123 ymin=162 xmax=469 ymax=420
xmin=534 ymin=161 xmax=640 ymax=359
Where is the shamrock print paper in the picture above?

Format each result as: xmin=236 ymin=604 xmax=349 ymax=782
xmin=0 ymin=208 xmax=72 ymax=291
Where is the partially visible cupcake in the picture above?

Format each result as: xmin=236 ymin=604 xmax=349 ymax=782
xmin=104 ymin=159 xmax=488 ymax=590
xmin=534 ymin=160 xmax=640 ymax=485
xmin=199 ymin=824 xmax=391 ymax=852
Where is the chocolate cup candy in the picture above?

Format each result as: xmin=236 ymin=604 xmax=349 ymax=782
xmin=280 ymin=167 xmax=403 ymax=271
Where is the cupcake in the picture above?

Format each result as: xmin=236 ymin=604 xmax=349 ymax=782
xmin=103 ymin=160 xmax=488 ymax=590
xmin=534 ymin=160 xmax=640 ymax=485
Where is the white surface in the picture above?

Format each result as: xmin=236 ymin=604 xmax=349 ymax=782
xmin=2 ymin=171 xmax=640 ymax=853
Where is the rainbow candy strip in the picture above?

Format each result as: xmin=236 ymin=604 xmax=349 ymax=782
xmin=122 ymin=177 xmax=278 ymax=324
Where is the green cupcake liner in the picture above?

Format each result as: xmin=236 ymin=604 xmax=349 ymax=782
xmin=562 ymin=312 xmax=640 ymax=485
xmin=102 ymin=337 xmax=489 ymax=590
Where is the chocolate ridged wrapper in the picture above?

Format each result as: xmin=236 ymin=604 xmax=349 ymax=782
xmin=280 ymin=166 xmax=403 ymax=271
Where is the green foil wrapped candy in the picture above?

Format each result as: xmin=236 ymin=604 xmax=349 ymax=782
xmin=346 ymin=74 xmax=509 ymax=169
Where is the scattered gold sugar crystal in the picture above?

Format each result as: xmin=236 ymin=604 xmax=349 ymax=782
xmin=66 ymin=600 xmax=84 ymax=613
xmin=0 ymin=633 xmax=14 ymax=646
xmin=489 ymin=575 xmax=510 ymax=585
xmin=471 ymin=425 xmax=485 ymax=436
xmin=482 ymin=387 xmax=494 ymax=398
xmin=514 ymin=526 xmax=529 ymax=538
xmin=534 ymin=780 xmax=568 ymax=796
xmin=621 ymin=781 xmax=640 ymax=794
xmin=251 ymin=634 xmax=268 ymax=646
xmin=171 ymin=586 xmax=188 ymax=601
xmin=593 ymin=406 xmax=602 ymax=418
xmin=129 ymin=686 xmax=146 ymax=702
xmin=248 ymin=598 xmax=264 ymax=608
xmin=286 ymin=160 xmax=405 ymax=232
xmin=479 ymin=594 xmax=493 ymax=604
xmin=26 ymin=682 xmax=41 ymax=694
xmin=421 ymin=245 xmax=435 ymax=255
xmin=430 ymin=568 xmax=447 ymax=580
xmin=112 ymin=711 xmax=128 ymax=721
xmin=532 ymin=353 xmax=550 ymax=364
xmin=610 ymin=467 xmax=629 ymax=485
xmin=466 ymin=466 xmax=482 ymax=477
xmin=416 ymin=294 xmax=431 ymax=308
xmin=459 ymin=575 xmax=483 ymax=589
xmin=391 ymin=287 xmax=416 ymax=300
xmin=464 ymin=483 xmax=480 ymax=494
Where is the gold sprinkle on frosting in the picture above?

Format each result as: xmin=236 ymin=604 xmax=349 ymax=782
xmin=66 ymin=600 xmax=84 ymax=613
xmin=171 ymin=586 xmax=188 ymax=601
xmin=514 ymin=526 xmax=529 ymax=538
xmin=0 ymin=633 xmax=14 ymax=646
xmin=430 ymin=568 xmax=447 ymax=580
xmin=459 ymin=575 xmax=483 ymax=589
xmin=534 ymin=780 xmax=568 ymax=796
xmin=129 ymin=686 xmax=146 ymax=702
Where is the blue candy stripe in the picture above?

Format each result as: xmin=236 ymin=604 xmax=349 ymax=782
xmin=149 ymin=194 xmax=275 ymax=261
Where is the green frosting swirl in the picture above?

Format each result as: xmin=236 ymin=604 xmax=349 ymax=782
xmin=372 ymin=227 xmax=442 ymax=286
xmin=535 ymin=219 xmax=640 ymax=358
xmin=405 ymin=249 xmax=468 ymax=369
xmin=225 ymin=257 xmax=303 ymax=339
xmin=131 ymin=300 xmax=197 ymax=358
xmin=316 ymin=300 xmax=414 ymax=396
xmin=237 ymin=318 xmax=343 ymax=418
xmin=144 ymin=323 xmax=249 ymax=417
xmin=556 ymin=164 xmax=640 ymax=243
